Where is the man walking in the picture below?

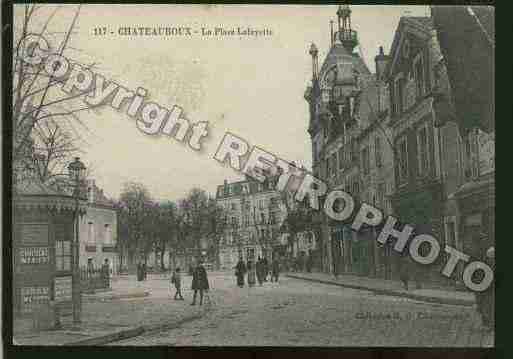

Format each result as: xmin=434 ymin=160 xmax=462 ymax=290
xmin=191 ymin=260 xmax=209 ymax=306
xmin=171 ymin=267 xmax=184 ymax=300
xmin=262 ymin=256 xmax=269 ymax=282
xmin=271 ymin=257 xmax=280 ymax=283
xmin=235 ymin=257 xmax=246 ymax=288
xmin=102 ymin=259 xmax=111 ymax=288
xmin=256 ymin=257 xmax=264 ymax=286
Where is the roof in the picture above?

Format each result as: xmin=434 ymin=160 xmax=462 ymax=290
xmin=388 ymin=16 xmax=433 ymax=77
xmin=15 ymin=178 xmax=63 ymax=196
xmin=407 ymin=16 xmax=434 ymax=29
xmin=14 ymin=177 xmax=88 ymax=214
xmin=318 ymin=43 xmax=371 ymax=84
xmin=431 ymin=6 xmax=494 ymax=134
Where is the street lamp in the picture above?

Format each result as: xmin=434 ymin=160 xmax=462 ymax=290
xmin=68 ymin=157 xmax=86 ymax=324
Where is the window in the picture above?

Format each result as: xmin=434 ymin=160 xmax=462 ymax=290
xmin=464 ymin=130 xmax=479 ymax=180
xmin=338 ymin=146 xmax=344 ymax=170
xmin=397 ymin=136 xmax=408 ymax=184
xmin=231 ymin=203 xmax=236 ymax=211
xmin=330 ymin=153 xmax=337 ymax=177
xmin=352 ymin=178 xmax=359 ymax=195
xmin=417 ymin=124 xmax=430 ymax=177
xmin=88 ymin=222 xmax=95 ymax=244
xmin=324 ymin=119 xmax=331 ymax=141
xmin=393 ymin=75 xmax=404 ymax=115
xmin=351 ymin=139 xmax=358 ymax=163
xmin=361 ymin=146 xmax=370 ymax=176
xmin=55 ymin=240 xmax=71 ymax=271
xmin=260 ymin=212 xmax=266 ymax=224
xmin=377 ymin=183 xmax=386 ymax=208
xmin=414 ymin=54 xmax=425 ymax=99
xmin=446 ymin=221 xmax=457 ymax=247
xmin=269 ymin=212 xmax=274 ymax=224
xmin=375 ymin=137 xmax=382 ymax=167
xmin=231 ymin=217 xmax=238 ymax=228
xmin=104 ymin=224 xmax=112 ymax=245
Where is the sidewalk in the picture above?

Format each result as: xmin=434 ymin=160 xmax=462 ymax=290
xmin=286 ymin=271 xmax=476 ymax=306
xmin=13 ymin=275 xmax=211 ymax=346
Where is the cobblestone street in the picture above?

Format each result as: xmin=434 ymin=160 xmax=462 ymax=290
xmin=111 ymin=273 xmax=493 ymax=347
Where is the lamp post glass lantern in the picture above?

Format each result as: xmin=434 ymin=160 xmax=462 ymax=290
xmin=68 ymin=157 xmax=86 ymax=324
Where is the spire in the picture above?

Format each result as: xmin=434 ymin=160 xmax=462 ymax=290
xmin=330 ymin=20 xmax=335 ymax=47
xmin=309 ymin=42 xmax=319 ymax=81
xmin=336 ymin=4 xmax=358 ymax=53
xmin=309 ymin=43 xmax=320 ymax=97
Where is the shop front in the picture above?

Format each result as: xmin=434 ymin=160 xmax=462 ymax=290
xmin=455 ymin=177 xmax=495 ymax=260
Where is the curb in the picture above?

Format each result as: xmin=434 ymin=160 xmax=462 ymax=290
xmin=65 ymin=311 xmax=206 ymax=346
xmin=286 ymin=274 xmax=475 ymax=307
xmin=83 ymin=291 xmax=150 ymax=302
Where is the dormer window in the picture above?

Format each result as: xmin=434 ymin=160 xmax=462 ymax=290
xmin=413 ymin=53 xmax=426 ymax=99
xmin=403 ymin=39 xmax=411 ymax=59
xmin=393 ymin=74 xmax=404 ymax=115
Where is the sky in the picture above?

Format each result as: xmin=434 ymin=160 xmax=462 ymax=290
xmin=15 ymin=4 xmax=429 ymax=202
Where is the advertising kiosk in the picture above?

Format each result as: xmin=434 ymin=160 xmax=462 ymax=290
xmin=13 ymin=180 xmax=87 ymax=327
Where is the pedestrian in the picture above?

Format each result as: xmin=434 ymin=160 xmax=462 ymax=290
xmin=271 ymin=257 xmax=280 ymax=283
xmin=399 ymin=256 xmax=410 ymax=290
xmin=256 ymin=257 xmax=264 ymax=286
xmin=171 ymin=267 xmax=184 ymax=300
xmin=136 ymin=262 xmax=142 ymax=281
xmin=262 ymin=256 xmax=269 ymax=282
xmin=306 ymin=255 xmax=313 ymax=273
xmin=235 ymin=258 xmax=246 ymax=288
xmin=142 ymin=262 xmax=147 ymax=281
xmin=247 ymin=261 xmax=256 ymax=287
xmin=191 ymin=260 xmax=209 ymax=306
xmin=102 ymin=259 xmax=110 ymax=288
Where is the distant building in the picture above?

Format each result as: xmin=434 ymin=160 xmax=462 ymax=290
xmin=215 ymin=174 xmax=285 ymax=270
xmin=78 ymin=179 xmax=118 ymax=273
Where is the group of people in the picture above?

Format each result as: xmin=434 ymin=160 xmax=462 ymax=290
xmin=170 ymin=261 xmax=210 ymax=306
xmin=235 ymin=256 xmax=280 ymax=288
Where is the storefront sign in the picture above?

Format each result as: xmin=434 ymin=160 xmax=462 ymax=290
xmin=21 ymin=223 xmax=49 ymax=245
xmin=478 ymin=130 xmax=494 ymax=175
xmin=19 ymin=247 xmax=50 ymax=264
xmin=21 ymin=286 xmax=49 ymax=313
xmin=54 ymin=276 xmax=72 ymax=302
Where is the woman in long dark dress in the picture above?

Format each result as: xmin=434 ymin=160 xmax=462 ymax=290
xmin=247 ymin=261 xmax=256 ymax=287
xmin=235 ymin=258 xmax=246 ymax=288
xmin=191 ymin=261 xmax=209 ymax=306
xmin=256 ymin=257 xmax=264 ymax=286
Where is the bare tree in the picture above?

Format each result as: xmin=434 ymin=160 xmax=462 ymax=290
xmin=13 ymin=4 xmax=102 ymax=189
xmin=118 ymin=182 xmax=153 ymax=266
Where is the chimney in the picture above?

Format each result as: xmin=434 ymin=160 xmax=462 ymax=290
xmin=374 ymin=46 xmax=390 ymax=81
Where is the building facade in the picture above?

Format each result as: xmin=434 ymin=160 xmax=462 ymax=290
xmin=78 ymin=179 xmax=119 ymax=273
xmin=215 ymin=176 xmax=286 ymax=270
xmin=431 ymin=6 xmax=495 ymax=280
xmin=302 ymin=7 xmax=490 ymax=287
xmin=304 ymin=5 xmax=396 ymax=277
